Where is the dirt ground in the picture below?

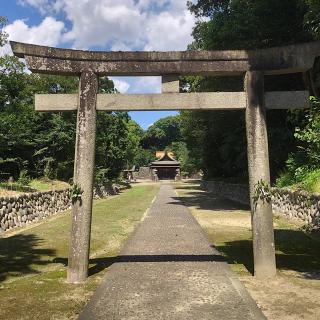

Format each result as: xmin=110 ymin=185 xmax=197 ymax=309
xmin=175 ymin=181 xmax=320 ymax=320
xmin=240 ymin=273 xmax=320 ymax=320
xmin=0 ymin=189 xmax=22 ymax=197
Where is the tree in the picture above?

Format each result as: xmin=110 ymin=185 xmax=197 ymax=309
xmin=141 ymin=115 xmax=182 ymax=151
xmin=124 ymin=120 xmax=144 ymax=169
xmin=188 ymin=0 xmax=311 ymax=50
xmin=133 ymin=149 xmax=156 ymax=167
xmin=277 ymin=97 xmax=320 ymax=188
xmin=0 ymin=16 xmax=8 ymax=46
xmin=0 ymin=17 xmax=144 ymax=182
xmin=304 ymin=0 xmax=320 ymax=40
xmin=170 ymin=141 xmax=197 ymax=175
xmin=182 ymin=0 xmax=318 ymax=181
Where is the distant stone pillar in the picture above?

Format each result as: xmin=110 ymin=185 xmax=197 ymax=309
xmin=175 ymin=168 xmax=182 ymax=181
xmin=245 ymin=71 xmax=276 ymax=279
xmin=162 ymin=75 xmax=179 ymax=93
xmin=67 ymin=70 xmax=98 ymax=283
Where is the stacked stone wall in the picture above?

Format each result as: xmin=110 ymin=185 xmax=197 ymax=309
xmin=271 ymin=188 xmax=320 ymax=226
xmin=0 ymin=189 xmax=71 ymax=232
xmin=0 ymin=183 xmax=129 ymax=233
xmin=202 ymin=181 xmax=320 ymax=228
xmin=134 ymin=167 xmax=152 ymax=180
xmin=202 ymin=181 xmax=250 ymax=205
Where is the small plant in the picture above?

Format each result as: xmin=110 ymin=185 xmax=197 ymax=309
xmin=253 ymin=179 xmax=272 ymax=208
xmin=71 ymin=183 xmax=83 ymax=205
xmin=17 ymin=170 xmax=31 ymax=186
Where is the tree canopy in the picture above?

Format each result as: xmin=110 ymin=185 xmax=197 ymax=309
xmin=0 ymin=19 xmax=143 ymax=183
xmin=180 ymin=0 xmax=320 ymax=184
xmin=141 ymin=116 xmax=181 ymax=151
xmin=1 ymin=3 xmax=320 ymax=189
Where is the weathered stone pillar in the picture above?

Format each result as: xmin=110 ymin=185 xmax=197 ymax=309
xmin=67 ymin=70 xmax=98 ymax=283
xmin=245 ymin=71 xmax=277 ymax=279
xmin=162 ymin=75 xmax=180 ymax=93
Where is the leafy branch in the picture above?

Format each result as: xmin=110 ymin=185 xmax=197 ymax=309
xmin=253 ymin=180 xmax=272 ymax=208
xmin=71 ymin=183 xmax=83 ymax=205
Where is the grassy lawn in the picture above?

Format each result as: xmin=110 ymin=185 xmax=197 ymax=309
xmin=276 ymin=169 xmax=320 ymax=193
xmin=29 ymin=178 xmax=70 ymax=191
xmin=0 ymin=184 xmax=159 ymax=320
xmin=175 ymin=181 xmax=320 ymax=320
xmin=0 ymin=179 xmax=70 ymax=196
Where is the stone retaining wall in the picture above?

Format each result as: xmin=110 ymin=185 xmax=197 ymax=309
xmin=202 ymin=180 xmax=320 ymax=228
xmin=202 ymin=181 xmax=250 ymax=205
xmin=134 ymin=167 xmax=152 ymax=180
xmin=271 ymin=188 xmax=320 ymax=226
xmin=0 ymin=183 xmax=129 ymax=233
xmin=93 ymin=182 xmax=128 ymax=199
xmin=0 ymin=189 xmax=71 ymax=233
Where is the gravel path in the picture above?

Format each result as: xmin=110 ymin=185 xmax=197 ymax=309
xmin=79 ymin=183 xmax=266 ymax=319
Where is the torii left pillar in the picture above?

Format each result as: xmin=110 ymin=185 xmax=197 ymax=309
xmin=67 ymin=70 xmax=98 ymax=283
xmin=245 ymin=71 xmax=277 ymax=279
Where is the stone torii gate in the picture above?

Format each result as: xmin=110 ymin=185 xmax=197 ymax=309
xmin=10 ymin=41 xmax=320 ymax=283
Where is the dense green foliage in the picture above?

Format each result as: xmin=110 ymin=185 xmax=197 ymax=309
xmin=276 ymin=97 xmax=320 ymax=191
xmin=141 ymin=116 xmax=181 ymax=151
xmin=1 ymin=1 xmax=320 ymax=191
xmin=188 ymin=0 xmax=311 ymax=50
xmin=181 ymin=0 xmax=320 ymax=187
xmin=0 ymin=20 xmax=143 ymax=183
xmin=0 ymin=60 xmax=143 ymax=182
xmin=137 ymin=116 xmax=197 ymax=175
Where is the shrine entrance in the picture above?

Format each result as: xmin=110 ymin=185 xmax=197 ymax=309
xmin=10 ymin=40 xmax=320 ymax=283
xmin=150 ymin=151 xmax=180 ymax=180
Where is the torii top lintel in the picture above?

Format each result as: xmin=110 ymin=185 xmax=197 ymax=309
xmin=10 ymin=41 xmax=320 ymax=76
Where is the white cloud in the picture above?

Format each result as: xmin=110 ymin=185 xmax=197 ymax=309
xmin=130 ymin=77 xmax=161 ymax=94
xmin=110 ymin=77 xmax=130 ymax=93
xmin=4 ymin=16 xmax=65 ymax=47
xmin=110 ymin=41 xmax=132 ymax=52
xmin=18 ymin=0 xmax=63 ymax=15
xmin=0 ymin=43 xmax=12 ymax=56
xmin=61 ymin=1 xmax=147 ymax=49
xmin=18 ymin=0 xmax=196 ymax=51
xmin=144 ymin=10 xmax=194 ymax=51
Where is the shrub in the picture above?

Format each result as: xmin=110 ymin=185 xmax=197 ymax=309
xmin=17 ymin=170 xmax=31 ymax=186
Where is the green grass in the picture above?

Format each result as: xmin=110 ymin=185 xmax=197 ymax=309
xmin=177 ymin=183 xmax=320 ymax=276
xmin=29 ymin=178 xmax=70 ymax=192
xmin=276 ymin=169 xmax=320 ymax=193
xmin=212 ymin=216 xmax=320 ymax=276
xmin=0 ymin=182 xmax=35 ymax=193
xmin=300 ymin=169 xmax=320 ymax=193
xmin=0 ymin=184 xmax=159 ymax=320
xmin=0 ymin=179 xmax=70 ymax=196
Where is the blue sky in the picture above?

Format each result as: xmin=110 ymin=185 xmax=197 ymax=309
xmin=0 ymin=0 xmax=196 ymax=129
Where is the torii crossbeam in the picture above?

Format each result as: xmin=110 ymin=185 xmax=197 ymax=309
xmin=10 ymin=40 xmax=320 ymax=283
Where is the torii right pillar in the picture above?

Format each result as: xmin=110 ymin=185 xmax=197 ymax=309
xmin=245 ymin=71 xmax=277 ymax=279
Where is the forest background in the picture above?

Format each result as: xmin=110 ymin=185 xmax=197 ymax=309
xmin=1 ymin=0 xmax=320 ymax=192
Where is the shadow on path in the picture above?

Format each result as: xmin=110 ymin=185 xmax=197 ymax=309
xmin=0 ymin=234 xmax=56 ymax=282
xmin=171 ymin=192 xmax=249 ymax=211
xmin=54 ymin=254 xmax=227 ymax=277
xmin=218 ymin=229 xmax=320 ymax=279
xmin=174 ymin=185 xmax=320 ymax=280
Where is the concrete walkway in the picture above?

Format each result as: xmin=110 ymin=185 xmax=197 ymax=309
xmin=79 ymin=183 xmax=266 ymax=319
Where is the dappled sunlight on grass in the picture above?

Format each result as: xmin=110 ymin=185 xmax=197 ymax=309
xmin=175 ymin=181 xmax=320 ymax=320
xmin=0 ymin=184 xmax=159 ymax=320
xmin=176 ymin=181 xmax=320 ymax=277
